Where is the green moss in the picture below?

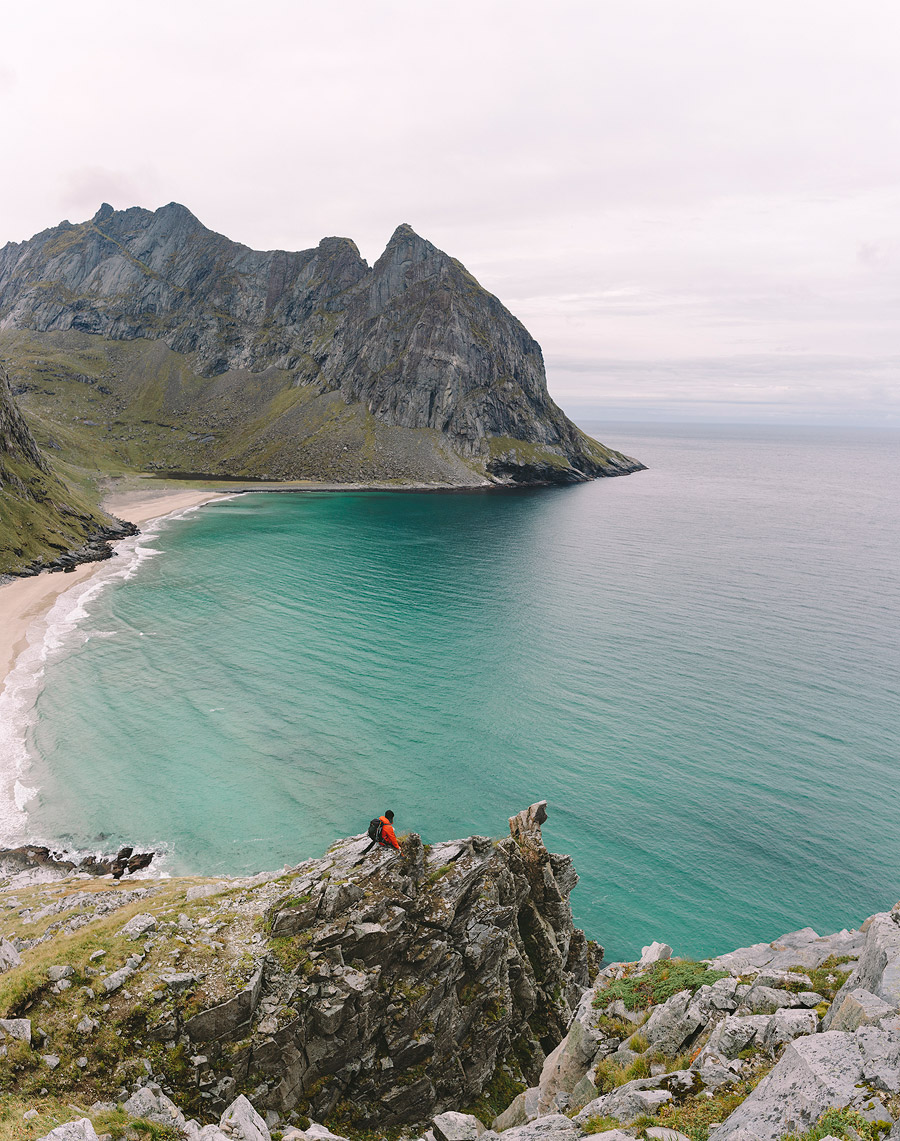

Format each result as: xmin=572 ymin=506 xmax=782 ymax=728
xmin=791 ymin=956 xmax=855 ymax=1002
xmin=594 ymin=959 xmax=729 ymax=1012
xmin=462 ymin=1065 xmax=526 ymax=1125
xmin=580 ymin=1115 xmax=623 ymax=1135
xmin=632 ymin=1061 xmax=774 ymax=1141
xmin=596 ymin=1012 xmax=638 ymax=1038
xmin=90 ymin=1109 xmax=182 ymax=1141
xmin=783 ymin=1107 xmax=891 ymax=1141
xmin=269 ymin=936 xmax=312 ymax=973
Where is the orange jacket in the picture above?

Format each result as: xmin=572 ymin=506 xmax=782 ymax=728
xmin=379 ymin=816 xmax=400 ymax=850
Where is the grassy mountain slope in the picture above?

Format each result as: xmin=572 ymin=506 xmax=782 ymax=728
xmin=0 ymin=359 xmax=122 ymax=576
xmin=0 ymin=205 xmax=644 ymax=488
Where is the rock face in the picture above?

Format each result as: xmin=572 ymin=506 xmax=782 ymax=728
xmin=227 ymin=804 xmax=590 ymax=1126
xmin=0 ymin=204 xmax=643 ymax=486
xmin=0 ymin=805 xmax=591 ymax=1131
xmin=12 ymin=819 xmax=900 ymax=1141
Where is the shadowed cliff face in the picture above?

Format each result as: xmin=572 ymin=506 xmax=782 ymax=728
xmin=0 ymin=364 xmax=135 ymax=576
xmin=0 ymin=361 xmax=48 ymax=474
xmin=0 ymin=804 xmax=598 ymax=1128
xmin=0 ymin=204 xmax=644 ymax=485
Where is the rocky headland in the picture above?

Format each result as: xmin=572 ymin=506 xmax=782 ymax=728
xmin=2 ymin=804 xmax=898 ymax=1141
xmin=0 ymin=203 xmax=645 ymax=574
xmin=0 ymin=203 xmax=643 ymax=511
xmin=0 ymin=361 xmax=137 ymax=577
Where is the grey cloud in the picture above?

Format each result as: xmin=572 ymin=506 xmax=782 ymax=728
xmin=58 ymin=166 xmax=160 ymax=219
xmin=0 ymin=0 xmax=898 ymax=424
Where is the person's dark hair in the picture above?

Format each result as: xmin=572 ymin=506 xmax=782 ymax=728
xmin=385 ymin=810 xmax=394 ymax=822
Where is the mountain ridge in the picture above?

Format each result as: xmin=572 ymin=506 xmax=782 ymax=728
xmin=0 ymin=203 xmax=644 ymax=492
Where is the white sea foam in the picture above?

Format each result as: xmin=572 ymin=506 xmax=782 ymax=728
xmin=0 ymin=494 xmax=241 ymax=848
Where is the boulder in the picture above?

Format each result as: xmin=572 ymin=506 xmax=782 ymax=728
xmin=755 ymin=970 xmax=812 ymax=990
xmin=823 ymin=913 xmax=900 ymax=1029
xmin=574 ymin=1077 xmax=678 ymax=1125
xmin=220 ymin=1094 xmax=270 ymax=1141
xmin=0 ymin=1017 xmax=31 ymax=1044
xmin=537 ymin=1014 xmax=603 ymax=1112
xmin=47 ymin=964 xmax=74 ymax=981
xmin=432 ymin=1112 xmax=486 ymax=1141
xmin=739 ymin=986 xmax=801 ymax=1015
xmin=761 ymin=1009 xmax=819 ymax=1051
xmin=711 ymin=926 xmax=865 ymax=975
xmin=856 ymin=1022 xmax=900 ymax=1093
xmin=493 ymin=1087 xmax=540 ymax=1131
xmin=186 ymin=967 xmax=264 ymax=1042
xmin=569 ymin=1072 xmax=600 ymax=1111
xmin=639 ymin=943 xmax=673 ymax=969
xmin=103 ymin=964 xmax=136 ymax=993
xmin=119 ymin=912 xmax=157 ymax=940
xmin=123 ymin=1087 xmax=186 ymax=1128
xmin=700 ymin=1014 xmax=772 ymax=1060
xmin=575 ymin=1134 xmax=633 ymax=1141
xmin=0 ymin=937 xmax=22 ymax=972
xmin=35 ymin=1120 xmax=100 ymax=1141
xmin=494 ymin=1115 xmax=580 ymax=1141
xmin=643 ymin=990 xmax=705 ymax=1054
xmin=715 ymin=1031 xmax=865 ymax=1141
xmin=159 ymin=972 xmax=199 ymax=992
xmin=296 ymin=1127 xmax=350 ymax=1141
xmin=829 ymin=988 xmax=896 ymax=1033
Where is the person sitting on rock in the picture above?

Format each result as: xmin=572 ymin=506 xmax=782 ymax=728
xmin=364 ymin=810 xmax=401 ymax=853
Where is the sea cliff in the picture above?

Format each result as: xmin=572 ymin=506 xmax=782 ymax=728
xmin=2 ymin=805 xmax=894 ymax=1141
xmin=0 ymin=205 xmax=644 ymax=498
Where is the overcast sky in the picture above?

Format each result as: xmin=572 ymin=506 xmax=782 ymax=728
xmin=2 ymin=0 xmax=898 ymax=424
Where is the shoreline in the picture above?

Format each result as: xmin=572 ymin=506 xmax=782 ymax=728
xmin=0 ymin=472 xmax=540 ymax=696
xmin=0 ymin=487 xmax=227 ymax=699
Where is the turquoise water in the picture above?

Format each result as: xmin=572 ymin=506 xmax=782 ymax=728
xmin=13 ymin=424 xmax=900 ymax=961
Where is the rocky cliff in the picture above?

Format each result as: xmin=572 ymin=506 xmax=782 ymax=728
xmin=8 ymin=809 xmax=890 ymax=1141
xmin=0 ymin=204 xmax=643 ymax=486
xmin=0 ymin=362 xmax=135 ymax=576
xmin=0 ymin=805 xmax=594 ymax=1130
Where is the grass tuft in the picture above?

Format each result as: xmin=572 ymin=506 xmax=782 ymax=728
xmin=594 ymin=960 xmax=729 ymax=1012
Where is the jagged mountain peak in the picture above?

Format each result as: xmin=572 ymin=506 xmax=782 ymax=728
xmin=0 ymin=204 xmax=644 ymax=497
xmin=379 ymin=221 xmax=441 ymax=263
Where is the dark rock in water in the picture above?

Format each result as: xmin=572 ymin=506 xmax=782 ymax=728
xmin=39 ymin=517 xmax=140 ymax=576
xmin=0 ymin=843 xmax=155 ymax=880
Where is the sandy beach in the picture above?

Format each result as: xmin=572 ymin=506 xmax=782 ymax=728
xmin=0 ymin=487 xmax=226 ymax=692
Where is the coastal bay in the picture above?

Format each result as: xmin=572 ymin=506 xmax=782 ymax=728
xmin=3 ymin=423 xmax=897 ymax=963
xmin=0 ymin=488 xmax=227 ymax=692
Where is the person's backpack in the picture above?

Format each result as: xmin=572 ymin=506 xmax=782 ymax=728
xmin=367 ymin=817 xmax=383 ymax=844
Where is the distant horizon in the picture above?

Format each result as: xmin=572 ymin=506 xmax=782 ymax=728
xmin=567 ymin=408 xmax=900 ymax=429
xmin=3 ymin=0 xmax=897 ymax=432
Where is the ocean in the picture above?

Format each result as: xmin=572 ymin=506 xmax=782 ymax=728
xmin=2 ymin=423 xmax=898 ymax=962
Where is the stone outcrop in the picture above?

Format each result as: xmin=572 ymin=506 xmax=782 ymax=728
xmin=0 ymin=842 xmax=154 ymax=882
xmin=0 ymin=204 xmax=644 ymax=488
xmin=223 ymin=804 xmax=590 ymax=1126
xmin=0 ymin=805 xmax=590 ymax=1131
xmin=9 ymin=817 xmax=900 ymax=1141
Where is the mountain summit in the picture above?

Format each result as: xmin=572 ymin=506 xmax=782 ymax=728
xmin=0 ymin=204 xmax=643 ymax=486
